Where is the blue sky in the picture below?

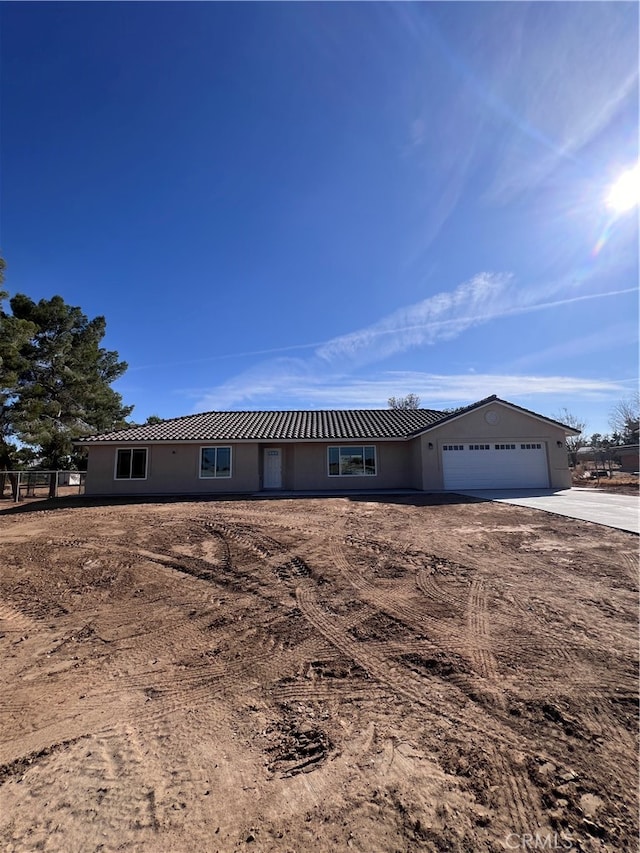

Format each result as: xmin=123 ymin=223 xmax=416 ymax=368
xmin=1 ymin=2 xmax=638 ymax=436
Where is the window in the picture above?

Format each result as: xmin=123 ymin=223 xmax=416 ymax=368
xmin=469 ymin=444 xmax=490 ymax=450
xmin=115 ymin=448 xmax=147 ymax=479
xmin=495 ymin=444 xmax=516 ymax=450
xmin=200 ymin=446 xmax=232 ymax=478
xmin=328 ymin=446 xmax=376 ymax=476
xmin=520 ymin=443 xmax=542 ymax=450
xmin=443 ymin=445 xmax=464 ymax=451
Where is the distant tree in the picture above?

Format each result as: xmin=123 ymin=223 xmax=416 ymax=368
xmin=609 ymin=394 xmax=639 ymax=445
xmin=4 ymin=291 xmax=133 ymax=470
xmin=552 ymin=407 xmax=586 ymax=468
xmin=388 ymin=393 xmax=421 ymax=409
xmin=124 ymin=413 xmax=164 ymax=429
xmin=588 ymin=433 xmax=616 ymax=476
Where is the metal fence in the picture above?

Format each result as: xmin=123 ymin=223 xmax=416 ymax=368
xmin=0 ymin=470 xmax=86 ymax=502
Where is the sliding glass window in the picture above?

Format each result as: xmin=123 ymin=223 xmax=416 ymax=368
xmin=200 ymin=447 xmax=232 ymax=478
xmin=115 ymin=448 xmax=147 ymax=479
xmin=328 ymin=446 xmax=376 ymax=477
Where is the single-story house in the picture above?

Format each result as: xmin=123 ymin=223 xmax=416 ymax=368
xmin=75 ymin=395 xmax=579 ymax=496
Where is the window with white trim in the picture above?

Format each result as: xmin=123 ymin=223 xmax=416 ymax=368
xmin=200 ymin=446 xmax=232 ymax=478
xmin=443 ymin=445 xmax=464 ymax=451
xmin=520 ymin=443 xmax=542 ymax=450
xmin=495 ymin=444 xmax=516 ymax=450
xmin=328 ymin=446 xmax=376 ymax=476
xmin=469 ymin=444 xmax=490 ymax=450
xmin=115 ymin=448 xmax=147 ymax=479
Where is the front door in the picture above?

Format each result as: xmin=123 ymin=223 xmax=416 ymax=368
xmin=263 ymin=448 xmax=282 ymax=489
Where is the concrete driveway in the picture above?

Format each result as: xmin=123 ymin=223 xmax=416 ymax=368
xmin=455 ymin=488 xmax=639 ymax=534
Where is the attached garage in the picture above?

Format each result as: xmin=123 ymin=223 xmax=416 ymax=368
xmin=441 ymin=441 xmax=549 ymax=489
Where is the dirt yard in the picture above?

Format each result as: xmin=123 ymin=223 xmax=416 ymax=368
xmin=0 ymin=494 xmax=637 ymax=852
xmin=572 ymin=472 xmax=639 ymax=497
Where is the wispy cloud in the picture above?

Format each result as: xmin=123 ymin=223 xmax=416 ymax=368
xmin=189 ymin=270 xmax=635 ymax=411
xmin=191 ymin=369 xmax=625 ymax=413
xmin=315 ymin=275 xmax=636 ymax=370
xmin=316 ymin=272 xmax=511 ymax=367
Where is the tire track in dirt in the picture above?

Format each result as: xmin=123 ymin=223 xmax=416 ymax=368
xmin=579 ymin=700 xmax=637 ymax=747
xmin=334 ymin=533 xmax=496 ymax=664
xmin=5 ymin=505 xmax=593 ymax=845
xmin=567 ymin=694 xmax=639 ymax=789
xmin=296 ymin=584 xmax=447 ymax=712
xmin=491 ymin=747 xmax=547 ymax=838
xmin=64 ymin=524 xmax=332 ymax=721
xmin=0 ymin=707 xmax=122 ymax=770
xmin=90 ymin=724 xmax=161 ymax=832
xmin=621 ymin=550 xmax=639 ymax=585
xmin=330 ymin=536 xmax=503 ymax=703
xmin=501 ymin=590 xmax=581 ymax=665
xmin=1 ymin=726 xmax=162 ymax=846
xmin=418 ymin=563 xmax=576 ymax=670
xmin=24 ymin=581 xmax=250 ymax=721
xmin=332 ymin=514 xmax=556 ymax=836
xmin=0 ymin=735 xmax=90 ymax=785
xmin=90 ymin=609 xmax=337 ymax=729
xmin=294 ymin=572 xmax=559 ymax=846
xmin=329 ymin=538 xmax=435 ymax=640
xmin=414 ymin=566 xmax=471 ymax=646
xmin=0 ymin=600 xmax=35 ymax=637
xmin=93 ymin=540 xmax=292 ymax=668
xmin=415 ymin=566 xmax=467 ymax=618
xmin=466 ymin=578 xmax=500 ymax=684
xmin=199 ymin=519 xmax=289 ymax=560
xmin=133 ymin=715 xmax=214 ymax=834
xmin=295 ymin=583 xmax=513 ymax=738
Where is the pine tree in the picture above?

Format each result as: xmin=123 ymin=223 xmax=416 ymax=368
xmin=3 ymin=289 xmax=133 ymax=469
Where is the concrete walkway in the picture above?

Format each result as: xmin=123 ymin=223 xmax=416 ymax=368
xmin=455 ymin=488 xmax=639 ymax=534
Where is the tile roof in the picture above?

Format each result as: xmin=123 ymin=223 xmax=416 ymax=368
xmin=76 ymin=395 xmax=580 ymax=444
xmin=77 ymin=407 xmax=447 ymax=443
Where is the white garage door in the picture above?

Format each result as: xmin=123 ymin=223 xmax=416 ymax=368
xmin=441 ymin=441 xmax=549 ymax=489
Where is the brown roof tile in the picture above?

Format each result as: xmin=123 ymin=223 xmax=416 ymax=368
xmin=77 ymin=407 xmax=445 ymax=443
xmin=76 ymin=395 xmax=579 ymax=444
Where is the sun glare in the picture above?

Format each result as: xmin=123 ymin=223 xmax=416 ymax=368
xmin=606 ymin=165 xmax=640 ymax=213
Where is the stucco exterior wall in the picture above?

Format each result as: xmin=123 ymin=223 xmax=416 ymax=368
xmin=287 ymin=441 xmax=413 ymax=491
xmin=416 ymin=403 xmax=572 ymax=490
xmin=84 ymin=443 xmax=260 ymax=495
xmin=409 ymin=438 xmax=424 ymax=490
xmin=83 ymin=403 xmax=573 ymax=495
xmin=85 ymin=440 xmax=415 ymax=494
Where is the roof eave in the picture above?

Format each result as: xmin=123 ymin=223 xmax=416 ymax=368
xmin=74 ymin=434 xmax=416 ymax=446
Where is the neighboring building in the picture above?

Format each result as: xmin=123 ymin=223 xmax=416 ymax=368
xmin=75 ymin=395 xmax=579 ymax=496
xmin=616 ymin=445 xmax=640 ymax=473
xmin=577 ymin=444 xmax=639 ymax=473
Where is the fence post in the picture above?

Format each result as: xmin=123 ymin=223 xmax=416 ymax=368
xmin=14 ymin=472 xmax=21 ymax=503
